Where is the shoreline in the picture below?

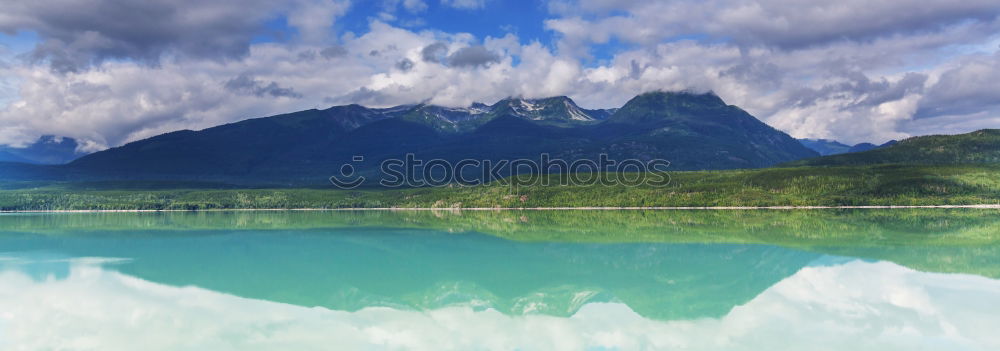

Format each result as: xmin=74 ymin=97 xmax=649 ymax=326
xmin=2 ymin=204 xmax=1000 ymax=213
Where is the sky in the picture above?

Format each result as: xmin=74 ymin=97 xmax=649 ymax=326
xmin=1 ymin=0 xmax=1000 ymax=151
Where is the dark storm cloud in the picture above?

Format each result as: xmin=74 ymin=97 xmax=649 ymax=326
xmin=329 ymin=87 xmax=396 ymax=106
xmin=296 ymin=45 xmax=348 ymax=61
xmin=721 ymin=1 xmax=1000 ymax=49
xmin=396 ymin=58 xmax=414 ymax=71
xmin=719 ymin=61 xmax=783 ymax=91
xmin=422 ymin=42 xmax=500 ymax=68
xmin=296 ymin=50 xmax=318 ymax=61
xmin=786 ymin=71 xmax=926 ymax=110
xmin=0 ymin=0 xmax=283 ymax=72
xmin=628 ymin=60 xmax=646 ymax=80
xmin=320 ymin=45 xmax=348 ymax=59
xmin=224 ymin=73 xmax=303 ymax=99
xmin=856 ymin=73 xmax=927 ymax=107
xmin=915 ymin=53 xmax=1000 ymax=119
xmin=447 ymin=46 xmax=500 ymax=67
xmin=420 ymin=42 xmax=448 ymax=62
xmin=547 ymin=0 xmax=1000 ymax=51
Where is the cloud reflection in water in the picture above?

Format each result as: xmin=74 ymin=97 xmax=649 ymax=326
xmin=1 ymin=259 xmax=999 ymax=350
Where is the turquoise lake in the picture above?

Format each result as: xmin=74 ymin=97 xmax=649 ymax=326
xmin=1 ymin=209 xmax=999 ymax=350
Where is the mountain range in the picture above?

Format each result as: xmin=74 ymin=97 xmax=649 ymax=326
xmin=12 ymin=92 xmax=998 ymax=186
xmin=0 ymin=91 xmax=822 ymax=185
xmin=797 ymin=139 xmax=897 ymax=156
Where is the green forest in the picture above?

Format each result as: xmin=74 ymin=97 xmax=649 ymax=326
xmin=2 ymin=164 xmax=999 ymax=211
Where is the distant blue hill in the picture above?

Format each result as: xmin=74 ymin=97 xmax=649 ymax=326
xmin=0 ymin=136 xmax=89 ymax=165
xmin=0 ymin=151 xmax=31 ymax=164
xmin=798 ymin=138 xmax=898 ymax=156
xmin=788 ymin=130 xmax=999 ymax=167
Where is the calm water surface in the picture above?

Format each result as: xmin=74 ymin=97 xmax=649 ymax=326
xmin=1 ymin=209 xmax=999 ymax=350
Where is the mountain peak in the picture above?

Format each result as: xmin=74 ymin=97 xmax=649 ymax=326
xmin=490 ymin=95 xmax=597 ymax=122
xmin=497 ymin=95 xmax=574 ymax=104
xmin=609 ymin=90 xmax=732 ymax=125
xmin=531 ymin=96 xmax=575 ymax=104
xmin=634 ymin=91 xmax=727 ymax=107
